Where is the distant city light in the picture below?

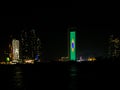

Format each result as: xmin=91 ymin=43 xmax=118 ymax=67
xmin=6 ymin=57 xmax=10 ymax=62
xmin=15 ymin=49 xmax=19 ymax=53
xmin=24 ymin=59 xmax=34 ymax=64
xmin=35 ymin=54 xmax=39 ymax=60
xmin=88 ymin=57 xmax=96 ymax=61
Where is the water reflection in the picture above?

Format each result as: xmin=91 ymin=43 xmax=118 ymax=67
xmin=68 ymin=65 xmax=78 ymax=90
xmin=69 ymin=65 xmax=77 ymax=77
xmin=0 ymin=63 xmax=94 ymax=90
xmin=11 ymin=66 xmax=26 ymax=90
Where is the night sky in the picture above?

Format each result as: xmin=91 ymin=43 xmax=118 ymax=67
xmin=0 ymin=8 xmax=114 ymax=60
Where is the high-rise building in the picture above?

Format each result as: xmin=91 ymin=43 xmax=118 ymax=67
xmin=68 ymin=27 xmax=77 ymax=61
xmin=20 ymin=29 xmax=41 ymax=61
xmin=12 ymin=39 xmax=19 ymax=60
xmin=20 ymin=30 xmax=30 ymax=59
xmin=108 ymin=35 xmax=120 ymax=57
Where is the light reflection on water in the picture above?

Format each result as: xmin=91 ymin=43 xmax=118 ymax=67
xmin=11 ymin=66 xmax=26 ymax=90
xmin=0 ymin=64 xmax=96 ymax=90
xmin=11 ymin=65 xmax=79 ymax=90
xmin=68 ymin=65 xmax=78 ymax=90
xmin=69 ymin=65 xmax=77 ymax=77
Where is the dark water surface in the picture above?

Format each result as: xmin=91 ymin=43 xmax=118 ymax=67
xmin=0 ymin=62 xmax=119 ymax=90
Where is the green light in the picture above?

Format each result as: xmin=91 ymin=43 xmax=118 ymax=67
xmin=6 ymin=57 xmax=10 ymax=62
xmin=70 ymin=31 xmax=76 ymax=61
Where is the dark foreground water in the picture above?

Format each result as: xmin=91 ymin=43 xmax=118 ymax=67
xmin=0 ymin=62 xmax=120 ymax=90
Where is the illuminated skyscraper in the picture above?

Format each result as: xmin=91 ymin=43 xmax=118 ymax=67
xmin=29 ymin=29 xmax=37 ymax=59
xmin=12 ymin=39 xmax=19 ymax=60
xmin=20 ymin=30 xmax=30 ymax=59
xmin=70 ymin=31 xmax=76 ymax=60
xmin=20 ymin=29 xmax=41 ymax=60
xmin=108 ymin=35 xmax=120 ymax=57
xmin=68 ymin=27 xmax=77 ymax=61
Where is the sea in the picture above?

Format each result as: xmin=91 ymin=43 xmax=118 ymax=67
xmin=0 ymin=61 xmax=119 ymax=90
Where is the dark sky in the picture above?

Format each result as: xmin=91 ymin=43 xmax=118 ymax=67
xmin=0 ymin=8 xmax=114 ymax=59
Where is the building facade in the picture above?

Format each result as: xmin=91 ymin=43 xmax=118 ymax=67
xmin=108 ymin=35 xmax=120 ymax=57
xmin=12 ymin=39 xmax=19 ymax=60
xmin=20 ymin=29 xmax=41 ymax=61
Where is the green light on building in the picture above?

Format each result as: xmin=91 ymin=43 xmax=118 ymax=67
xmin=70 ymin=31 xmax=76 ymax=61
xmin=6 ymin=57 xmax=10 ymax=62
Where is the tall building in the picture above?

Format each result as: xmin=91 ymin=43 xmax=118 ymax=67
xmin=20 ymin=29 xmax=41 ymax=60
xmin=12 ymin=39 xmax=19 ymax=60
xmin=68 ymin=27 xmax=77 ymax=61
xmin=20 ymin=30 xmax=30 ymax=59
xmin=108 ymin=35 xmax=120 ymax=57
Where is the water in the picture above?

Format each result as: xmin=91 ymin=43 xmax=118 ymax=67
xmin=0 ymin=62 xmax=119 ymax=89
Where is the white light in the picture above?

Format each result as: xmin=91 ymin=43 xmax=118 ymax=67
xmin=15 ymin=49 xmax=19 ymax=53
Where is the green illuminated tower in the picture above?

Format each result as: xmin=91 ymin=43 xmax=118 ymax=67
xmin=68 ymin=27 xmax=77 ymax=61
xmin=70 ymin=31 xmax=76 ymax=60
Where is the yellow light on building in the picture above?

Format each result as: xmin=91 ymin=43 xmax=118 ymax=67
xmin=88 ymin=57 xmax=96 ymax=61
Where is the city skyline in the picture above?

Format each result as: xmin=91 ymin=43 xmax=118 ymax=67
xmin=0 ymin=8 xmax=114 ymax=60
xmin=0 ymin=24 xmax=113 ymax=60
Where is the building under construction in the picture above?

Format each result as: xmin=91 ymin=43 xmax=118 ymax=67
xmin=108 ymin=35 xmax=120 ymax=57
